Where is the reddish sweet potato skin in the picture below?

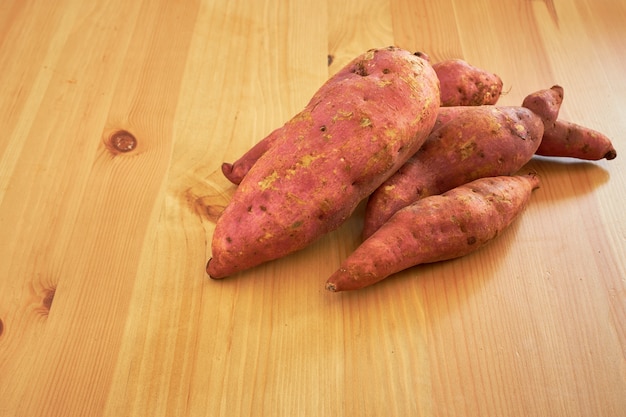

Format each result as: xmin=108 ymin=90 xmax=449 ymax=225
xmin=521 ymin=85 xmax=564 ymax=129
xmin=207 ymin=47 xmax=440 ymax=279
xmin=221 ymin=129 xmax=281 ymax=185
xmin=432 ymin=106 xmax=469 ymax=130
xmin=537 ymin=119 xmax=617 ymax=160
xmin=362 ymin=105 xmax=544 ymax=239
xmin=433 ymin=59 xmax=503 ymax=106
xmin=326 ymin=174 xmax=540 ymax=292
xmin=222 ymin=58 xmax=503 ymax=185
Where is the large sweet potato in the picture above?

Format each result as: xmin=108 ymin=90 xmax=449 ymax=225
xmin=207 ymin=47 xmax=440 ymax=279
xmin=222 ymin=57 xmax=503 ymax=185
xmin=433 ymin=58 xmax=503 ymax=106
xmin=326 ymin=174 xmax=540 ymax=292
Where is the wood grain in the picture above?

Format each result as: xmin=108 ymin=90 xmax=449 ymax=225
xmin=1 ymin=0 xmax=625 ymax=416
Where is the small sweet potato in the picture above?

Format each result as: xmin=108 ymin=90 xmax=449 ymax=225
xmin=207 ymin=47 xmax=440 ymax=279
xmin=536 ymin=119 xmax=617 ymax=160
xmin=433 ymin=59 xmax=503 ymax=106
xmin=521 ymin=85 xmax=564 ymax=129
xmin=326 ymin=174 xmax=540 ymax=292
xmin=362 ymin=105 xmax=545 ymax=239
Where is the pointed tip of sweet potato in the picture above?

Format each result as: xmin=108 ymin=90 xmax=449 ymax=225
xmin=605 ymin=148 xmax=617 ymax=160
xmin=206 ymin=258 xmax=227 ymax=280
xmin=221 ymin=162 xmax=244 ymax=185
xmin=522 ymin=172 xmax=541 ymax=190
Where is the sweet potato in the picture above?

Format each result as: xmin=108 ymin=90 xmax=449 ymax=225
xmin=536 ymin=119 xmax=617 ymax=160
xmin=433 ymin=59 xmax=503 ymax=106
xmin=326 ymin=174 xmax=540 ymax=292
xmin=362 ymin=105 xmax=544 ymax=239
xmin=361 ymin=86 xmax=562 ymax=239
xmin=222 ymin=57 xmax=503 ymax=185
xmin=207 ymin=47 xmax=440 ymax=279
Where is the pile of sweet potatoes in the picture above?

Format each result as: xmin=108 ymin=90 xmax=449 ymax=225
xmin=205 ymin=46 xmax=616 ymax=292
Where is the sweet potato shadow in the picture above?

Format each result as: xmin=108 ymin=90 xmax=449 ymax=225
xmin=521 ymin=156 xmax=611 ymax=202
xmin=328 ymin=211 xmax=527 ymax=314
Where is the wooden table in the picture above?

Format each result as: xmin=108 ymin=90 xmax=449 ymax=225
xmin=1 ymin=1 xmax=625 ymax=416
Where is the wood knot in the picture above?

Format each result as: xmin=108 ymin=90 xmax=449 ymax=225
xmin=42 ymin=288 xmax=56 ymax=312
xmin=184 ymin=188 xmax=227 ymax=223
xmin=109 ymin=130 xmax=137 ymax=153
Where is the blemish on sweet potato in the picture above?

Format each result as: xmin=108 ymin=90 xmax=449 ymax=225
xmin=353 ymin=61 xmax=368 ymax=76
xmin=258 ymin=171 xmax=279 ymax=191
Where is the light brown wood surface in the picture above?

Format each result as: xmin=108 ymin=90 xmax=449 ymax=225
xmin=1 ymin=0 xmax=625 ymax=416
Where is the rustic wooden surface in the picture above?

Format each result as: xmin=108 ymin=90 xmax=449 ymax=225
xmin=1 ymin=0 xmax=625 ymax=416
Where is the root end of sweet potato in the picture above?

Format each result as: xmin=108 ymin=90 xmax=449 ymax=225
xmin=550 ymin=84 xmax=564 ymax=100
xmin=206 ymin=258 xmax=226 ymax=280
xmin=605 ymin=148 xmax=617 ymax=160
xmin=525 ymin=172 xmax=541 ymax=190
xmin=221 ymin=162 xmax=243 ymax=185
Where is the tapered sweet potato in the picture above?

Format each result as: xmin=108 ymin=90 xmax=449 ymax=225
xmin=326 ymin=174 xmax=540 ymax=292
xmin=361 ymin=86 xmax=563 ymax=239
xmin=536 ymin=119 xmax=617 ymax=160
xmin=362 ymin=106 xmax=543 ymax=239
xmin=222 ymin=57 xmax=504 ymax=185
xmin=207 ymin=47 xmax=440 ymax=279
xmin=433 ymin=59 xmax=503 ymax=106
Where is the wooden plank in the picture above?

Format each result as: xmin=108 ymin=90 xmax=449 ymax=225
xmin=390 ymin=0 xmax=463 ymax=61
xmin=0 ymin=0 xmax=625 ymax=416
xmin=0 ymin=1 xmax=200 ymax=416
